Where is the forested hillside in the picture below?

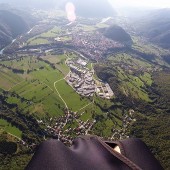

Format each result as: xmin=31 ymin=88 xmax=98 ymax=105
xmin=94 ymin=54 xmax=170 ymax=169
xmin=0 ymin=10 xmax=29 ymax=49
xmin=102 ymin=25 xmax=132 ymax=46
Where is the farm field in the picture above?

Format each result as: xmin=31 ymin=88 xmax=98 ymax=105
xmin=76 ymin=24 xmax=97 ymax=32
xmin=40 ymin=54 xmax=70 ymax=76
xmin=28 ymin=38 xmax=49 ymax=45
xmin=0 ymin=66 xmax=23 ymax=91
xmin=117 ymin=68 xmax=151 ymax=102
xmin=26 ymin=26 xmax=65 ymax=45
xmin=40 ymin=26 xmax=62 ymax=38
xmin=1 ymin=56 xmax=48 ymax=71
xmin=0 ymin=119 xmax=22 ymax=138
xmin=30 ymin=67 xmax=64 ymax=89
xmin=0 ymin=57 xmax=68 ymax=117
xmin=7 ymin=80 xmax=65 ymax=117
xmin=0 ymin=54 xmax=105 ymax=118
xmin=54 ymin=80 xmax=90 ymax=111
xmin=108 ymin=53 xmax=152 ymax=69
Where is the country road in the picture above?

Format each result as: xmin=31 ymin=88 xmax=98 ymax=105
xmin=54 ymin=80 xmax=68 ymax=110
xmin=8 ymin=80 xmax=25 ymax=91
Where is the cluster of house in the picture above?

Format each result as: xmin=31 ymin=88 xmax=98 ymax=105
xmin=110 ymin=110 xmax=136 ymax=141
xmin=71 ymin=31 xmax=124 ymax=60
xmin=96 ymin=82 xmax=114 ymax=99
xmin=65 ymin=56 xmax=114 ymax=99
xmin=40 ymin=111 xmax=95 ymax=145
xmin=66 ymin=58 xmax=96 ymax=97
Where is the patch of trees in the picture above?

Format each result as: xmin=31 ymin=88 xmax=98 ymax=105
xmin=94 ymin=65 xmax=116 ymax=82
xmin=0 ymin=141 xmax=17 ymax=154
xmin=0 ymin=63 xmax=24 ymax=74
xmin=129 ymin=48 xmax=156 ymax=62
xmin=130 ymin=113 xmax=170 ymax=169
xmin=38 ymin=58 xmax=55 ymax=69
xmin=0 ymin=97 xmax=47 ymax=145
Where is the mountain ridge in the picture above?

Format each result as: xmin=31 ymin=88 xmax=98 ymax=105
xmin=0 ymin=10 xmax=32 ymax=49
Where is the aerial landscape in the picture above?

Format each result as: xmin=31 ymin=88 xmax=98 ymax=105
xmin=0 ymin=0 xmax=170 ymax=169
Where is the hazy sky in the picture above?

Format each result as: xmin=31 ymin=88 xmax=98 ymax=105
xmin=108 ymin=0 xmax=170 ymax=8
xmin=0 ymin=0 xmax=170 ymax=9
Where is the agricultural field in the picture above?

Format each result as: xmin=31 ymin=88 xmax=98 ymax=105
xmin=96 ymin=23 xmax=109 ymax=28
xmin=27 ymin=26 xmax=65 ymax=45
xmin=59 ymin=36 xmax=72 ymax=41
xmin=27 ymin=38 xmax=49 ymax=45
xmin=40 ymin=54 xmax=70 ymax=76
xmin=0 ymin=119 xmax=22 ymax=138
xmin=0 ymin=57 xmax=68 ymax=118
xmin=0 ymin=54 xmax=107 ymax=119
xmin=140 ymin=72 xmax=153 ymax=86
xmin=132 ymin=36 xmax=169 ymax=56
xmin=76 ymin=24 xmax=97 ymax=32
xmin=6 ymin=80 xmax=65 ymax=117
xmin=54 ymin=80 xmax=90 ymax=111
xmin=1 ymin=56 xmax=48 ymax=71
xmin=0 ymin=66 xmax=23 ymax=91
xmin=30 ymin=66 xmax=64 ymax=89
xmin=40 ymin=26 xmax=61 ymax=38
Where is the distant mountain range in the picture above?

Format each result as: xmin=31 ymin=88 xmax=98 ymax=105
xmin=136 ymin=8 xmax=170 ymax=47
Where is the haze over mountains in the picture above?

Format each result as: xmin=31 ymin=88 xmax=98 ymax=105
xmin=135 ymin=8 xmax=170 ymax=47
xmin=67 ymin=0 xmax=116 ymax=17
xmin=0 ymin=0 xmax=116 ymax=17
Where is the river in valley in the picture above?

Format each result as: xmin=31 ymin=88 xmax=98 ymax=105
xmin=0 ymin=39 xmax=16 ymax=55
